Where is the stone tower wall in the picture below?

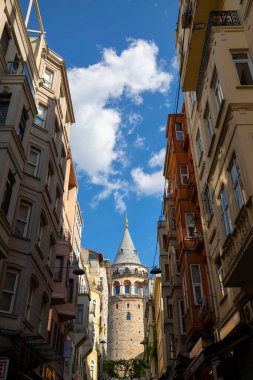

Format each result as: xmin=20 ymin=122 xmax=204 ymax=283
xmin=108 ymin=295 xmax=145 ymax=360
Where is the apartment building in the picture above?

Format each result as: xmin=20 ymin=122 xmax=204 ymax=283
xmin=163 ymin=112 xmax=214 ymax=379
xmin=176 ymin=1 xmax=253 ymax=379
xmin=81 ymin=248 xmax=110 ymax=380
xmin=0 ymin=1 xmax=82 ymax=379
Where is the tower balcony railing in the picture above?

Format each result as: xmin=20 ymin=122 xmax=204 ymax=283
xmin=112 ymin=268 xmax=149 ymax=277
xmin=196 ymin=11 xmax=241 ymax=101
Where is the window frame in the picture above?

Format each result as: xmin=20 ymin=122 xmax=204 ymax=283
xmin=204 ymin=104 xmax=214 ymax=143
xmin=229 ymin=157 xmax=245 ymax=211
xmin=34 ymin=104 xmax=47 ymax=129
xmin=231 ymin=51 xmax=253 ymax=86
xmin=203 ymin=183 xmax=213 ymax=220
xmin=14 ymin=201 xmax=32 ymax=238
xmin=27 ymin=147 xmax=40 ymax=177
xmin=190 ymin=264 xmax=203 ymax=305
xmin=175 ymin=122 xmax=183 ymax=141
xmin=0 ymin=93 xmax=11 ymax=124
xmin=212 ymin=70 xmax=223 ymax=110
xmin=1 ymin=170 xmax=15 ymax=217
xmin=195 ymin=129 xmax=203 ymax=161
xmin=43 ymin=68 xmax=54 ymax=90
xmin=179 ymin=165 xmax=189 ymax=185
xmin=219 ymin=186 xmax=233 ymax=236
xmin=0 ymin=269 xmax=19 ymax=313
xmin=178 ymin=299 xmax=185 ymax=334
xmin=185 ymin=212 xmax=195 ymax=238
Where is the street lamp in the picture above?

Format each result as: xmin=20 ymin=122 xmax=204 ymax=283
xmin=150 ymin=266 xmax=162 ymax=275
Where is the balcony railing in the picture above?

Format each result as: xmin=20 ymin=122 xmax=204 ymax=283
xmin=7 ymin=60 xmax=35 ymax=97
xmin=112 ymin=268 xmax=149 ymax=276
xmin=78 ymin=284 xmax=90 ymax=295
xmin=196 ymin=11 xmax=240 ymax=101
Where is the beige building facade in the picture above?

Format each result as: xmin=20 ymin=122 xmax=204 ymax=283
xmin=176 ymin=0 xmax=253 ymax=378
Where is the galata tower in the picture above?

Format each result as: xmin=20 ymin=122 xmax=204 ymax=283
xmin=107 ymin=217 xmax=149 ymax=360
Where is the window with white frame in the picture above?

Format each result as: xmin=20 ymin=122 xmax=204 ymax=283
xmin=34 ymin=105 xmax=47 ymax=128
xmin=182 ymin=271 xmax=189 ymax=310
xmin=15 ymin=201 xmax=32 ymax=238
xmin=190 ymin=264 xmax=203 ymax=305
xmin=178 ymin=299 xmax=185 ymax=334
xmin=231 ymin=51 xmax=253 ymax=85
xmin=27 ymin=148 xmax=40 ymax=177
xmin=180 ymin=165 xmax=189 ymax=185
xmin=0 ymin=269 xmax=19 ymax=313
xmin=204 ymin=104 xmax=214 ymax=143
xmin=212 ymin=70 xmax=223 ymax=110
xmin=43 ymin=68 xmax=54 ymax=89
xmin=203 ymin=184 xmax=213 ymax=219
xmin=230 ymin=157 xmax=245 ymax=210
xmin=175 ymin=122 xmax=183 ymax=141
xmin=195 ymin=129 xmax=203 ymax=160
xmin=219 ymin=186 xmax=233 ymax=236
xmin=185 ymin=213 xmax=195 ymax=237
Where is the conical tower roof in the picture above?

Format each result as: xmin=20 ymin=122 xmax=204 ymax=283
xmin=113 ymin=216 xmax=141 ymax=265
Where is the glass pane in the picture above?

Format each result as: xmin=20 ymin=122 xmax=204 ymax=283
xmin=4 ymin=272 xmax=16 ymax=291
xmin=232 ymin=52 xmax=248 ymax=60
xmin=34 ymin=115 xmax=44 ymax=127
xmin=44 ymin=70 xmax=53 ymax=83
xmin=0 ymin=292 xmax=12 ymax=311
xmin=38 ymin=106 xmax=46 ymax=118
xmin=194 ymin=286 xmax=202 ymax=303
xmin=180 ymin=166 xmax=187 ymax=174
xmin=191 ymin=265 xmax=201 ymax=283
xmin=15 ymin=220 xmax=25 ymax=236
xmin=19 ymin=204 xmax=29 ymax=220
xmin=29 ymin=150 xmax=38 ymax=165
xmin=236 ymin=63 xmax=253 ymax=85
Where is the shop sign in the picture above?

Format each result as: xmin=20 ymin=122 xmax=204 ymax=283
xmin=220 ymin=311 xmax=240 ymax=340
xmin=0 ymin=358 xmax=9 ymax=380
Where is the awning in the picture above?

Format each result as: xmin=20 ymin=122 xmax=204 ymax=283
xmin=184 ymin=323 xmax=253 ymax=379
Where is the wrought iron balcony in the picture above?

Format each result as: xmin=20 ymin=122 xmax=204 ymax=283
xmin=196 ymin=11 xmax=241 ymax=101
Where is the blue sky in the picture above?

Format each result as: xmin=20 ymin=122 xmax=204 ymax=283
xmin=22 ymin=0 xmax=180 ymax=268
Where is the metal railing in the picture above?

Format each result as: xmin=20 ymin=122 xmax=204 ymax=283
xmin=8 ymin=60 xmax=35 ymax=97
xmin=78 ymin=284 xmax=90 ymax=295
xmin=196 ymin=11 xmax=240 ymax=101
xmin=112 ymin=268 xmax=149 ymax=276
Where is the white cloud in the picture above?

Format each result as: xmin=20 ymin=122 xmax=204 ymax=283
xmin=131 ymin=167 xmax=164 ymax=196
xmin=68 ymin=38 xmax=173 ymax=210
xmin=171 ymin=55 xmax=179 ymax=71
xmin=159 ymin=125 xmax=166 ymax=133
xmin=134 ymin=135 xmax=145 ymax=148
xmin=148 ymin=148 xmax=166 ymax=168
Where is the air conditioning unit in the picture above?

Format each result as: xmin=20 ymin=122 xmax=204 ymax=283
xmin=244 ymin=301 xmax=253 ymax=323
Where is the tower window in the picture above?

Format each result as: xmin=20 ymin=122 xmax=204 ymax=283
xmin=126 ymin=312 xmax=131 ymax=321
xmin=127 ymin=303 xmax=130 ymax=309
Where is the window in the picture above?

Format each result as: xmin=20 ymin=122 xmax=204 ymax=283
xmin=53 ymin=256 xmax=63 ymax=281
xmin=125 ymin=285 xmax=130 ymax=294
xmin=179 ymin=165 xmax=189 ymax=185
xmin=220 ymin=187 xmax=233 ymax=236
xmin=138 ymin=304 xmax=140 ymax=309
xmin=0 ymin=24 xmax=11 ymax=56
xmin=169 ymin=334 xmax=176 ymax=357
xmin=212 ymin=70 xmax=223 ymax=110
xmin=46 ymin=162 xmax=53 ymax=190
xmin=204 ymin=104 xmax=214 ymax=143
xmin=134 ymin=284 xmax=139 ymax=294
xmin=195 ymin=129 xmax=203 ymax=160
xmin=15 ymin=201 xmax=31 ymax=238
xmin=67 ymin=279 xmax=74 ymax=303
xmin=92 ymin=299 xmax=96 ymax=316
xmin=185 ymin=213 xmax=195 ymax=237
xmin=53 ymin=121 xmax=59 ymax=146
xmin=1 ymin=170 xmax=15 ymax=217
xmin=178 ymin=299 xmax=185 ymax=334
xmin=127 ymin=303 xmax=130 ymax=309
xmin=114 ymin=284 xmax=120 ymax=295
xmin=164 ymin=264 xmax=170 ymax=282
xmin=175 ymin=122 xmax=183 ymax=141
xmin=175 ymin=249 xmax=180 ymax=274
xmin=182 ymin=272 xmax=189 ymax=310
xmin=43 ymin=68 xmax=54 ymax=89
xmin=38 ymin=296 xmax=47 ymax=334
xmin=218 ymin=266 xmax=227 ymax=299
xmin=203 ymin=184 xmax=213 ymax=219
xmin=17 ymin=107 xmax=28 ymax=142
xmin=26 ymin=278 xmax=36 ymax=321
xmin=171 ymin=207 xmax=176 ymax=229
xmin=167 ymin=298 xmax=173 ymax=319
xmin=37 ymin=214 xmax=46 ymax=249
xmin=230 ymin=158 xmax=245 ymax=210
xmin=125 ymin=267 xmax=130 ymax=273
xmin=48 ymin=236 xmax=55 ymax=266
xmin=27 ymin=148 xmax=40 ymax=177
xmin=54 ymin=187 xmax=61 ymax=215
xmin=162 ymin=234 xmax=167 ymax=249
xmin=34 ymin=105 xmax=47 ymax=128
xmin=116 ymin=304 xmax=118 ymax=309
xmin=90 ymin=360 xmax=94 ymax=380
xmin=0 ymin=94 xmax=11 ymax=124
xmin=126 ymin=312 xmax=131 ymax=320
xmin=190 ymin=264 xmax=203 ymax=305
xmin=60 ymin=147 xmax=66 ymax=172
xmin=188 ymin=91 xmax=196 ymax=111
xmin=0 ymin=269 xmax=19 ymax=313
xmin=232 ymin=51 xmax=253 ymax=85
xmin=76 ymin=304 xmax=84 ymax=324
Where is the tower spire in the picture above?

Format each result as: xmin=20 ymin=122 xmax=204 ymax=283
xmin=125 ymin=214 xmax=128 ymax=229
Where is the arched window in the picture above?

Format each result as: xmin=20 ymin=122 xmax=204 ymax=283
xmin=124 ymin=280 xmax=131 ymax=294
xmin=127 ymin=303 xmax=130 ymax=309
xmin=138 ymin=304 xmax=140 ymax=309
xmin=134 ymin=282 xmax=139 ymax=294
xmin=114 ymin=281 xmax=120 ymax=295
xmin=126 ymin=312 xmax=131 ymax=320
xmin=125 ymin=267 xmax=130 ymax=273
